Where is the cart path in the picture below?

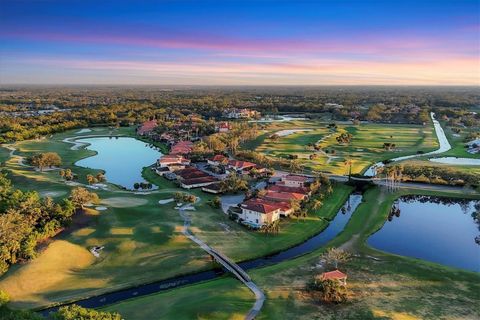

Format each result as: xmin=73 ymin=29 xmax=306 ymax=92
xmin=179 ymin=206 xmax=265 ymax=320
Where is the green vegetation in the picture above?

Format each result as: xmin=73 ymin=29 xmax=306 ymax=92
xmin=251 ymin=120 xmax=439 ymax=174
xmin=104 ymin=187 xmax=480 ymax=320
xmin=0 ymin=128 xmax=353 ymax=309
xmin=0 ymin=174 xmax=75 ymax=275
xmin=104 ymin=278 xmax=252 ymax=320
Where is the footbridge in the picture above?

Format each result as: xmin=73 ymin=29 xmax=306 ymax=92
xmin=179 ymin=207 xmax=265 ymax=320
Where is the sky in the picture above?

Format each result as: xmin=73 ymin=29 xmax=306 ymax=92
xmin=0 ymin=0 xmax=479 ymax=85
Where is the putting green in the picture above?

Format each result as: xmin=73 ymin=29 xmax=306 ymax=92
xmin=101 ymin=197 xmax=148 ymax=208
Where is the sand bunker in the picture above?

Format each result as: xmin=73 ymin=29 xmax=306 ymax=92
xmin=95 ymin=206 xmax=108 ymax=211
xmin=101 ymin=197 xmax=148 ymax=208
xmin=275 ymin=129 xmax=313 ymax=137
xmin=158 ymin=198 xmax=174 ymax=205
xmin=40 ymin=190 xmax=68 ymax=198
xmin=77 ymin=128 xmax=92 ymax=134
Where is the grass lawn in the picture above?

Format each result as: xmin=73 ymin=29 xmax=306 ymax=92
xmin=437 ymin=123 xmax=478 ymax=159
xmin=103 ymin=278 xmax=253 ymax=320
xmin=250 ymin=120 xmax=439 ymax=175
xmin=0 ymin=127 xmax=354 ymax=310
xmin=104 ymin=186 xmax=480 ymax=320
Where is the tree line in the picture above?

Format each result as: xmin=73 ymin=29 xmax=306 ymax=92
xmin=0 ymin=173 xmax=98 ymax=275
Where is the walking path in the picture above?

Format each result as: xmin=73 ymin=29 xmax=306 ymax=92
xmin=178 ymin=204 xmax=265 ymax=320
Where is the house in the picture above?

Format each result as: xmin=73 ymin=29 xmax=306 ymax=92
xmin=227 ymin=160 xmax=257 ymax=173
xmin=157 ymin=155 xmax=191 ymax=168
xmin=170 ymin=141 xmax=194 ymax=155
xmin=154 ymin=167 xmax=170 ymax=176
xmin=317 ymin=270 xmax=347 ymax=286
xmin=262 ymin=190 xmax=306 ymax=203
xmin=240 ymin=198 xmax=281 ymax=228
xmin=175 ymin=167 xmax=207 ymax=181
xmin=216 ymin=121 xmax=231 ymax=133
xmin=137 ymin=120 xmax=158 ymax=136
xmin=467 ymin=139 xmax=480 ymax=154
xmin=207 ymin=154 xmax=228 ymax=166
xmin=180 ymin=176 xmax=218 ymax=189
xmin=224 ymin=108 xmax=260 ymax=119
xmin=279 ymin=174 xmax=308 ymax=188
xmin=202 ymin=182 xmax=223 ymax=194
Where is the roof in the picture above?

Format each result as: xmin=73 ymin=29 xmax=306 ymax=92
xmin=170 ymin=141 xmax=194 ymax=155
xmin=159 ymin=155 xmax=189 ymax=164
xmin=217 ymin=122 xmax=231 ymax=129
xmin=182 ymin=176 xmax=217 ymax=186
xmin=228 ymin=160 xmax=256 ymax=170
xmin=268 ymin=184 xmax=309 ymax=195
xmin=241 ymin=198 xmax=283 ymax=214
xmin=320 ymin=270 xmax=347 ymax=281
xmin=262 ymin=190 xmax=305 ymax=202
xmin=137 ymin=120 xmax=158 ymax=135
xmin=210 ymin=154 xmax=227 ymax=162
xmin=284 ymin=174 xmax=308 ymax=182
xmin=202 ymin=182 xmax=222 ymax=191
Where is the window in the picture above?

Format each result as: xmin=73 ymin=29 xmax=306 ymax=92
xmin=256 ymin=219 xmax=258 ymax=223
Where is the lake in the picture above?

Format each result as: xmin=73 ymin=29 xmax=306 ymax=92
xmin=75 ymin=137 xmax=162 ymax=189
xmin=429 ymin=157 xmax=480 ymax=166
xmin=368 ymin=196 xmax=480 ymax=272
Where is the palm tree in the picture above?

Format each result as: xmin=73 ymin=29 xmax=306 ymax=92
xmin=344 ymin=159 xmax=352 ymax=180
xmin=86 ymin=174 xmax=96 ymax=185
xmin=311 ymin=199 xmax=323 ymax=212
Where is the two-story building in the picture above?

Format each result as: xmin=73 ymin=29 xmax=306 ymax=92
xmin=240 ymin=198 xmax=282 ymax=228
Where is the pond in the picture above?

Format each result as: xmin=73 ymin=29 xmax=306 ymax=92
xmin=75 ymin=137 xmax=162 ymax=190
xmin=250 ymin=115 xmax=308 ymax=123
xmin=429 ymin=157 xmax=480 ymax=166
xmin=368 ymin=196 xmax=480 ymax=272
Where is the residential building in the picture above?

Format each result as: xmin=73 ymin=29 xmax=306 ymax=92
xmin=201 ymin=182 xmax=223 ymax=194
xmin=268 ymin=184 xmax=311 ymax=197
xmin=216 ymin=121 xmax=231 ymax=133
xmin=227 ymin=160 xmax=256 ymax=173
xmin=170 ymin=140 xmax=194 ymax=155
xmin=239 ymin=198 xmax=281 ymax=228
xmin=180 ymin=176 xmax=218 ymax=189
xmin=207 ymin=154 xmax=228 ymax=166
xmin=279 ymin=174 xmax=308 ymax=188
xmin=224 ymin=108 xmax=260 ymax=119
xmin=137 ymin=119 xmax=158 ymax=136
xmin=157 ymin=155 xmax=191 ymax=168
xmin=262 ymin=190 xmax=306 ymax=203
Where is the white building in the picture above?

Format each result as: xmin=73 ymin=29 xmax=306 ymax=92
xmin=280 ymin=174 xmax=308 ymax=188
xmin=240 ymin=198 xmax=281 ymax=228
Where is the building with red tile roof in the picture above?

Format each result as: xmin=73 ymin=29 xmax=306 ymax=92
xmin=207 ymin=154 xmax=228 ymax=166
xmin=158 ymin=154 xmax=191 ymax=167
xmin=228 ymin=160 xmax=256 ymax=172
xmin=170 ymin=140 xmax=194 ymax=155
xmin=240 ymin=198 xmax=282 ymax=228
xmin=262 ymin=190 xmax=306 ymax=203
xmin=268 ymin=184 xmax=310 ymax=196
xmin=317 ymin=270 xmax=347 ymax=285
xmin=216 ymin=121 xmax=232 ymax=133
xmin=279 ymin=174 xmax=309 ymax=188
xmin=137 ymin=120 xmax=158 ymax=136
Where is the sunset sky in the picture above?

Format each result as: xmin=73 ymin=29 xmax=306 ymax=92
xmin=1 ymin=0 xmax=479 ymax=85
